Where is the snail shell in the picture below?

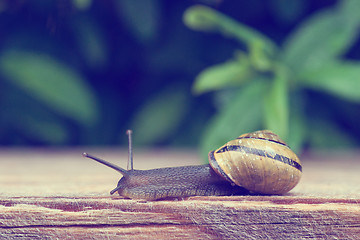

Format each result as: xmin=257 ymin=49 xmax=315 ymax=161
xmin=208 ymin=130 xmax=302 ymax=194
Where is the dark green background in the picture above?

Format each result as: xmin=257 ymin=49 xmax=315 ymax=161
xmin=0 ymin=0 xmax=359 ymax=156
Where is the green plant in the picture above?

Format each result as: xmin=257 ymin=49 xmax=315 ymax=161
xmin=183 ymin=0 xmax=360 ymax=158
xmin=0 ymin=50 xmax=99 ymax=144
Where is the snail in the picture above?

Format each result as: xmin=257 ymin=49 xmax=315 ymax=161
xmin=83 ymin=130 xmax=302 ymax=200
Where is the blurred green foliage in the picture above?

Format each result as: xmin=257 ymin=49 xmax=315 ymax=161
xmin=184 ymin=0 xmax=360 ymax=157
xmin=0 ymin=0 xmax=359 ymax=158
xmin=1 ymin=50 xmax=98 ymax=125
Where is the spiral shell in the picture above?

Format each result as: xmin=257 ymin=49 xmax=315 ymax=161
xmin=208 ymin=130 xmax=302 ymax=194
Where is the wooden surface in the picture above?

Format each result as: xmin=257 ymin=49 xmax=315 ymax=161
xmin=0 ymin=148 xmax=360 ymax=239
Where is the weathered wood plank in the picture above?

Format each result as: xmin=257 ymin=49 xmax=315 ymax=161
xmin=0 ymin=149 xmax=360 ymax=239
xmin=1 ymin=196 xmax=359 ymax=239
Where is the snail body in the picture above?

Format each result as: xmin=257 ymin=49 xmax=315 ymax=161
xmin=83 ymin=130 xmax=301 ymax=200
xmin=106 ymin=164 xmax=247 ymax=200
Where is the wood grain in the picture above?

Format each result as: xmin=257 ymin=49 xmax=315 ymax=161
xmin=0 ymin=149 xmax=360 ymax=239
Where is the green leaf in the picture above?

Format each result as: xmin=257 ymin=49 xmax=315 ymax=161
xmin=0 ymin=84 xmax=70 ymax=144
xmin=300 ymin=61 xmax=360 ymax=102
xmin=199 ymin=79 xmax=267 ymax=161
xmin=131 ymin=87 xmax=189 ymax=145
xmin=183 ymin=5 xmax=277 ymax=56
xmin=263 ymin=66 xmax=289 ymax=140
xmin=0 ymin=50 xmax=99 ymax=126
xmin=249 ymin=40 xmax=273 ymax=71
xmin=282 ymin=0 xmax=360 ymax=72
xmin=72 ymin=17 xmax=108 ymax=69
xmin=116 ymin=0 xmax=160 ymax=43
xmin=192 ymin=54 xmax=252 ymax=94
xmin=338 ymin=0 xmax=360 ymax=24
xmin=270 ymin=0 xmax=305 ymax=23
xmin=72 ymin=0 xmax=92 ymax=10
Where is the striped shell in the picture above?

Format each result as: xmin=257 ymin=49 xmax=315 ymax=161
xmin=208 ymin=130 xmax=302 ymax=194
